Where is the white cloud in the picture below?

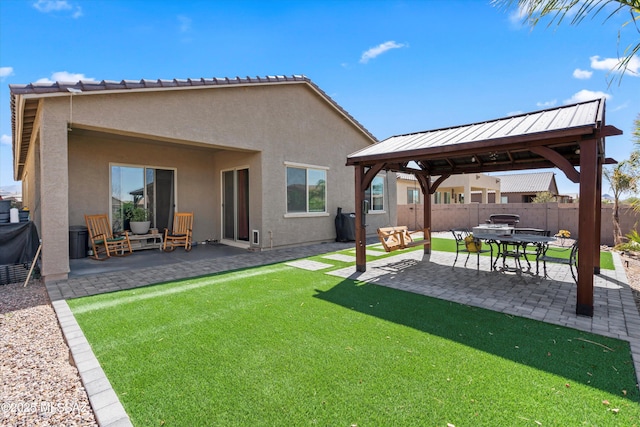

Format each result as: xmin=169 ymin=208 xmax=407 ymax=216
xmin=564 ymin=89 xmax=611 ymax=104
xmin=178 ymin=15 xmax=191 ymax=32
xmin=590 ymin=55 xmax=639 ymax=76
xmin=536 ymin=99 xmax=557 ymax=108
xmin=572 ymin=68 xmax=592 ymax=79
xmin=36 ymin=71 xmax=96 ymax=83
xmin=0 ymin=67 xmax=14 ymax=80
xmin=360 ymin=41 xmax=407 ymax=64
xmin=33 ymin=0 xmax=82 ymax=18
xmin=507 ymin=6 xmax=527 ymax=26
xmin=1 ymin=134 xmax=11 ymax=145
xmin=33 ymin=0 xmax=71 ymax=12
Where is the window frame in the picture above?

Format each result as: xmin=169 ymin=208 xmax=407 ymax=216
xmin=365 ymin=174 xmax=386 ymax=213
xmin=284 ymin=161 xmax=329 ymax=218
xmin=407 ymin=188 xmax=420 ymax=204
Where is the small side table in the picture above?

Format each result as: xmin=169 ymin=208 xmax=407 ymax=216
xmin=128 ymin=232 xmax=164 ymax=251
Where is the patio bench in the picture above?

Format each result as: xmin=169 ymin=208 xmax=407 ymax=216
xmin=377 ymin=226 xmax=431 ymax=253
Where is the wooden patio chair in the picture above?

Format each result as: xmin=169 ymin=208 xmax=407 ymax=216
xmin=163 ymin=212 xmax=193 ymax=252
xmin=84 ymin=214 xmax=132 ymax=260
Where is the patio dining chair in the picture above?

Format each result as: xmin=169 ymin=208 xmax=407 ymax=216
xmin=84 ymin=214 xmax=132 ymax=260
xmin=450 ymin=228 xmax=492 ymax=271
xmin=163 ymin=212 xmax=193 ymax=252
xmin=538 ymin=239 xmax=578 ymax=282
xmin=513 ymin=228 xmax=551 ymax=272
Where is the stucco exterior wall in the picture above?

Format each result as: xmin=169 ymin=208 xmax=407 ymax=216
xmin=68 ymin=134 xmax=222 ymax=241
xmin=27 ymin=81 xmax=390 ymax=281
xmin=39 ymin=101 xmax=71 ymax=280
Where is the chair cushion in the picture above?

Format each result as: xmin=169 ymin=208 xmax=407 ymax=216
xmin=464 ymin=235 xmax=482 ymax=252
xmin=168 ymin=233 xmax=187 ymax=238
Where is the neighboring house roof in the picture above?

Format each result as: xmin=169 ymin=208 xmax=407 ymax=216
xmin=396 ymin=172 xmax=417 ymax=181
xmin=494 ymin=172 xmax=557 ymax=194
xmin=10 ymin=75 xmax=377 ymax=180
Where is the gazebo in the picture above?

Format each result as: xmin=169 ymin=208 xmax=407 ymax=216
xmin=346 ymin=98 xmax=622 ymax=317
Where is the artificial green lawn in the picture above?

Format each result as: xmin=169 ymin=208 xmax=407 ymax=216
xmin=69 ymin=247 xmax=637 ymax=426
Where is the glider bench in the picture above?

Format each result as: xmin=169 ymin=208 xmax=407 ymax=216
xmin=377 ymin=226 xmax=431 ymax=253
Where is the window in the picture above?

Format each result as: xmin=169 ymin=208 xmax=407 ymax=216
xmin=110 ymin=165 xmax=175 ymax=233
xmin=365 ymin=175 xmax=385 ymax=212
xmin=286 ymin=165 xmax=327 ymax=214
xmin=407 ymin=188 xmax=420 ymax=204
xmin=444 ymin=191 xmax=451 ymax=204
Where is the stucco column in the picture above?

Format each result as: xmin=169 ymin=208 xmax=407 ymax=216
xmin=481 ymin=189 xmax=488 ymax=204
xmin=39 ymin=104 xmax=70 ymax=282
xmin=495 ymin=189 xmax=501 ymax=204
xmin=464 ymin=185 xmax=471 ymax=205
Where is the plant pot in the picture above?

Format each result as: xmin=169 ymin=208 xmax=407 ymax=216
xmin=130 ymin=221 xmax=151 ymax=235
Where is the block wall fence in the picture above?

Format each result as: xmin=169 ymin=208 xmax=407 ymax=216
xmin=396 ymin=203 xmax=640 ymax=247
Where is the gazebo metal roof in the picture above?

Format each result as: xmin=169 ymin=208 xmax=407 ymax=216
xmin=347 ymin=98 xmax=620 ymax=180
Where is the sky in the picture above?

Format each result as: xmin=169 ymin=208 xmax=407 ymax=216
xmin=1 ymin=0 xmax=639 ymax=196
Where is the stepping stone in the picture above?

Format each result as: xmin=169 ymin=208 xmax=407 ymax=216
xmin=322 ymin=254 xmax=356 ymax=262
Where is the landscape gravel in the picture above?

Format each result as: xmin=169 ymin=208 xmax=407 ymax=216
xmin=1 ymin=280 xmax=97 ymax=426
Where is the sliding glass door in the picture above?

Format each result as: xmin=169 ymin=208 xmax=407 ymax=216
xmin=111 ymin=165 xmax=175 ymax=233
xmin=222 ymin=168 xmax=249 ymax=243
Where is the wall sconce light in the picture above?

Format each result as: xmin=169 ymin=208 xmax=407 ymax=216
xmin=574 ymin=147 xmax=581 ymax=154
xmin=471 ymin=156 xmax=476 ymax=163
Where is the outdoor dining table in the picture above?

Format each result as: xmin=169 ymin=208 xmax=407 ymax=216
xmin=472 ymin=232 xmax=556 ymax=274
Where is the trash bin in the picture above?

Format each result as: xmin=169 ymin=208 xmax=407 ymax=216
xmin=335 ymin=207 xmax=356 ymax=242
xmin=69 ymin=225 xmax=88 ymax=259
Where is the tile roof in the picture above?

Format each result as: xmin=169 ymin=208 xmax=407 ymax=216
xmin=11 ymin=74 xmax=309 ymax=95
xmin=10 ymin=75 xmax=377 ymax=179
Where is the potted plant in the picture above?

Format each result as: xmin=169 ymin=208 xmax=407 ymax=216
xmin=127 ymin=207 xmax=151 ymax=234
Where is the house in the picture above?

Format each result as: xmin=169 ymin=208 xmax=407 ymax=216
xmin=10 ymin=75 xmax=396 ymax=282
xmin=485 ymin=172 xmax=563 ymax=203
xmin=396 ymin=172 xmax=502 ymax=205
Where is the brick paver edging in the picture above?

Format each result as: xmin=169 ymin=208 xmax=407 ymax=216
xmin=52 ymin=300 xmax=132 ymax=427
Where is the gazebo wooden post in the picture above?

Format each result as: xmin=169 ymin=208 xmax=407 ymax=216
xmin=415 ymin=174 xmax=432 ymax=254
xmin=577 ymin=138 xmax=598 ymax=316
xmin=423 ymin=187 xmax=432 ymax=254
xmin=594 ymin=157 xmax=603 ymax=274
xmin=355 ymin=164 xmax=367 ymax=272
